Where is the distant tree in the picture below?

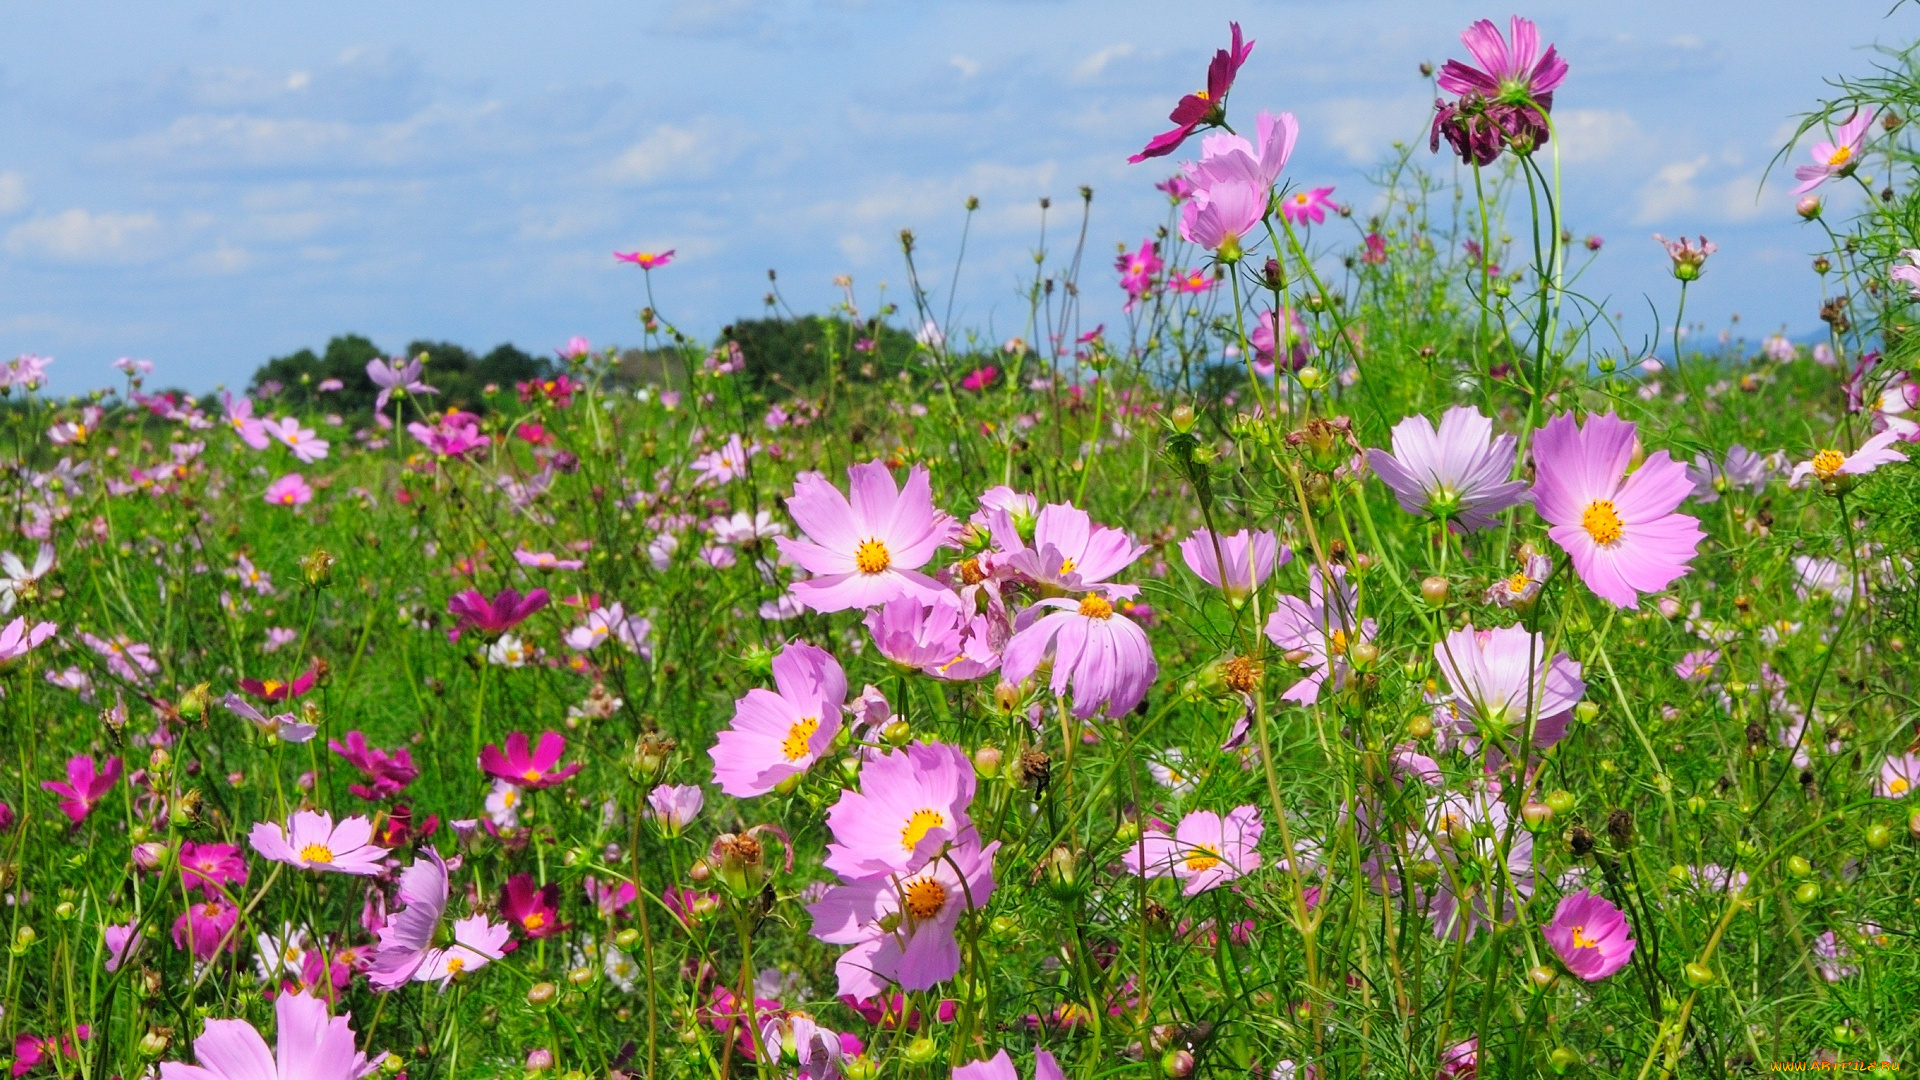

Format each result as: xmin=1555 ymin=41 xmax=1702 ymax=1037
xmin=245 ymin=334 xmax=551 ymax=418
xmin=402 ymin=340 xmax=551 ymax=413
xmin=721 ymin=316 xmax=917 ymax=396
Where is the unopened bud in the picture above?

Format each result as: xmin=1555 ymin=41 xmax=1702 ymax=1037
xmin=973 ymin=746 xmax=1003 ymax=778
xmin=1521 ymin=801 xmax=1554 ymax=831
xmin=1797 ymin=195 xmax=1823 ymax=220
xmin=1169 ymin=405 xmax=1197 ymax=434
xmin=1420 ymin=576 xmax=1449 ymax=606
xmin=300 ymin=548 xmax=337 ymax=587
xmin=527 ymin=981 xmax=558 ymax=1006
xmin=1527 ymin=964 xmax=1557 ymax=990
xmin=1161 ymin=1048 xmax=1196 ymax=1078
xmin=1683 ymin=961 xmax=1715 ymax=988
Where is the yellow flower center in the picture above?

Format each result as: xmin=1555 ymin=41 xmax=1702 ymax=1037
xmin=1890 ymin=776 xmax=1911 ymax=796
xmin=446 ymin=956 xmax=466 ymax=974
xmin=1293 ymin=193 xmax=1309 ymax=206
xmin=903 ymin=878 xmax=948 ymax=919
xmin=1078 ymin=594 xmax=1114 ymax=620
xmin=1570 ymin=925 xmax=1599 ymax=950
xmin=501 ymin=790 xmax=518 ymax=808
xmin=262 ymin=680 xmax=284 ymax=695
xmin=1058 ymin=557 xmax=1078 ymax=576
xmin=782 ymin=716 xmax=820 ymax=761
xmin=299 ymin=844 xmax=334 ymax=864
xmin=1829 ymin=145 xmax=1853 ymax=167
xmin=1184 ymin=844 xmax=1223 ymax=873
xmin=1506 ymin=571 xmax=1531 ymax=592
xmin=1581 ymin=500 xmax=1624 ymax=546
xmin=900 ymin=808 xmax=946 ymax=852
xmin=1328 ymin=629 xmax=1349 ymax=656
xmin=1811 ymin=449 xmax=1846 ymax=480
xmin=855 ymin=539 xmax=892 ymax=575
xmin=521 ymin=768 xmax=543 ymax=783
xmin=523 ymin=912 xmax=547 ymax=930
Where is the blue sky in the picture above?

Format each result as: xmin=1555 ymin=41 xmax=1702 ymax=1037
xmin=1 ymin=0 xmax=1910 ymax=395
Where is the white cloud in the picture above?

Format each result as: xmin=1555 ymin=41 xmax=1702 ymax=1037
xmin=0 ymin=172 xmax=26 ymax=214
xmin=950 ymin=55 xmax=981 ymax=79
xmin=1073 ymin=44 xmax=1135 ymax=82
xmin=5 ymin=209 xmax=161 ymax=263
xmin=1317 ymin=95 xmax=1432 ymax=165
xmin=1552 ymin=109 xmax=1649 ymax=165
xmin=191 ymin=242 xmax=252 ymax=273
xmin=606 ymin=121 xmax=733 ymax=184
xmin=1633 ymin=156 xmax=1772 ymax=225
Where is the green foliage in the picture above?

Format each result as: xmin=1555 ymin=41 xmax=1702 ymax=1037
xmin=247 ymin=334 xmax=553 ymax=417
xmin=723 ymin=315 xmax=917 ymax=395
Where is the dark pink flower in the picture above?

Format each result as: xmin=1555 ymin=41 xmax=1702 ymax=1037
xmin=501 ymin=873 xmax=568 ymax=939
xmin=1130 ymin=22 xmax=1254 ymax=163
xmin=480 ymin=731 xmax=582 ymax=790
xmin=329 ymin=731 xmax=420 ymax=801
xmin=447 ymin=587 xmax=549 ymax=639
xmin=237 ymin=665 xmax=318 ymax=703
xmin=615 ymin=249 xmax=674 ymax=270
xmin=13 ymin=1026 xmax=88 ymax=1078
xmin=961 ymin=366 xmax=1000 ymax=392
xmin=179 ymin=841 xmax=247 ymax=894
xmin=172 ymin=897 xmax=240 ymax=961
xmin=41 ymin=755 xmax=122 ymax=824
xmin=1543 ymin=890 xmax=1636 ymax=980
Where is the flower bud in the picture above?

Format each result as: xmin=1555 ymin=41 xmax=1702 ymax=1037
xmin=178 ymin=683 xmax=212 ymax=720
xmin=973 ymin=746 xmax=1003 ymax=779
xmin=1349 ymin=641 xmax=1379 ymax=669
xmin=1545 ymin=790 xmax=1576 ymax=815
xmin=527 ymin=981 xmax=558 ymax=1007
xmin=1793 ymin=881 xmax=1822 ymax=905
xmin=1420 ymin=576 xmax=1449 ymax=606
xmin=1787 ymin=855 xmax=1813 ymax=878
xmin=1548 ymin=1046 xmax=1581 ymax=1074
xmin=1574 ymin=702 xmax=1599 ymax=725
xmin=1864 ymin=822 xmax=1891 ymax=850
xmin=567 ymin=966 xmax=595 ymax=988
xmin=1169 ymin=405 xmax=1197 ymax=434
xmin=1526 ymin=964 xmax=1557 ymax=990
xmin=526 ymin=1049 xmax=555 ymax=1072
xmin=845 ymin=1057 xmax=880 ymax=1080
xmin=904 ymin=1036 xmax=938 ymax=1065
xmin=1683 ymin=961 xmax=1715 ymax=988
xmin=1161 ymin=1048 xmax=1196 ymax=1078
xmin=1796 ymin=194 xmax=1822 ymax=220
xmin=1406 ymin=713 xmax=1434 ymax=740
xmin=614 ymin=928 xmax=640 ymax=949
xmin=1521 ymin=801 xmax=1554 ymax=831
xmin=300 ymin=548 xmax=337 ymax=588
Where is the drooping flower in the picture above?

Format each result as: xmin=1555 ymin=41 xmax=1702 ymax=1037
xmin=1653 ymin=234 xmax=1715 ymax=282
xmin=1279 ymin=186 xmax=1337 ymax=226
xmin=1264 ymin=565 xmax=1376 ymax=704
xmin=807 ymin=839 xmax=999 ymax=997
xmin=1430 ymin=16 xmax=1566 ymax=164
xmin=1178 ymin=528 xmax=1288 ymax=602
xmin=1123 ymin=806 xmax=1264 ymax=895
xmin=953 ymin=1049 xmax=1065 ymax=1080
xmin=1793 ymin=110 xmax=1875 ymax=194
xmin=1000 ymin=592 xmax=1158 ymax=719
xmin=0 ymin=543 xmax=55 ymax=613
xmin=480 ymin=731 xmax=583 ymax=790
xmin=1248 ymin=308 xmax=1315 ymax=375
xmin=1788 ymin=430 xmax=1908 ymax=490
xmin=42 ymin=754 xmax=123 ymax=824
xmin=1430 ymin=624 xmax=1585 ymax=755
xmin=774 ymin=462 xmax=958 ymax=613
xmin=1543 ymin=891 xmax=1636 ymax=981
xmin=1369 ymin=406 xmax=1528 ymax=530
xmin=447 ymin=587 xmax=549 ymax=639
xmin=1130 ymin=22 xmax=1255 ymax=162
xmin=249 ymin=811 xmax=389 ymax=875
xmin=824 ymin=742 xmax=978 ymax=880
xmin=615 ymin=249 xmax=675 ymax=269
xmin=758 ymin=1013 xmax=849 ymax=1080
xmin=370 ymin=848 xmax=511 ymax=989
xmin=366 ymin=357 xmax=437 ymax=412
xmin=1876 ymin=753 xmax=1920 ymax=799
xmin=1686 ymin=444 xmax=1770 ymax=502
xmin=500 ymin=874 xmax=567 ymax=939
xmin=222 ymin=691 xmax=316 ymax=743
xmin=264 ymin=473 xmax=313 ymax=507
xmin=647 ymin=784 xmax=704 ymax=835
xmin=710 ymin=641 xmax=847 ymax=797
xmin=329 ymin=732 xmax=420 ymax=800
xmin=1891 ymin=249 xmax=1920 ymax=298
xmin=1530 ymin=412 xmax=1703 ymax=609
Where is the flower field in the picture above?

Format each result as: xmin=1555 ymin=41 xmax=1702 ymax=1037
xmin=4 ymin=13 xmax=1920 ymax=1080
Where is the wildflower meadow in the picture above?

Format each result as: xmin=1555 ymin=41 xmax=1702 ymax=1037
xmin=6 ymin=13 xmax=1920 ymax=1080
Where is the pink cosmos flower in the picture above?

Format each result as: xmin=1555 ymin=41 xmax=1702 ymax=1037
xmin=1437 ymin=1039 xmax=1478 ymax=1079
xmin=514 ymin=548 xmax=584 ymax=570
xmin=329 ymin=731 xmax=419 ymax=800
xmin=824 ymin=741 xmax=977 ymax=880
xmin=1793 ymin=110 xmax=1875 ymax=194
xmin=103 ymin=922 xmax=141 ymax=973
xmin=1116 ymin=238 xmax=1163 ymax=308
xmin=1892 ymin=249 xmax=1920 ymax=298
xmin=774 ymin=462 xmax=958 ymax=613
xmin=157 ymin=989 xmax=382 ymax=1080
xmin=1543 ymin=891 xmax=1636 ymax=981
xmin=0 ymin=617 xmax=56 ymax=665
xmin=249 ymin=810 xmax=389 ymax=875
xmin=1264 ymin=565 xmax=1376 ymax=704
xmin=1185 ymin=110 xmax=1298 ymax=195
xmin=807 ymin=839 xmax=999 ymax=997
xmin=995 ymin=502 xmax=1145 ymax=592
xmin=1431 ymin=624 xmax=1585 ymax=755
xmin=954 ymin=1049 xmax=1065 ymax=1080
xmin=1124 ymin=806 xmax=1264 ymax=895
xmin=222 ymin=693 xmax=318 ymax=744
xmin=500 ymin=873 xmax=566 ymax=939
xmin=480 ymin=731 xmax=583 ymax=790
xmin=562 ymin=602 xmax=651 ymax=655
xmin=615 ymin=249 xmax=675 ymax=269
xmin=1179 ymin=176 xmax=1266 ymax=257
xmin=1423 ymin=783 xmax=1533 ymax=941
xmin=1169 ymin=268 xmax=1217 ymax=294
xmin=647 ymin=783 xmax=704 ymax=835
xmin=264 ymin=473 xmax=313 ymax=507
xmin=42 ymin=754 xmax=123 ymax=824
xmin=263 ymin=417 xmax=329 ymax=463
xmin=223 ymin=394 xmax=271 ymax=451
xmin=407 ymin=410 xmax=490 ymax=458
xmin=1248 ymin=308 xmax=1315 ymax=375
xmin=1368 ymin=406 xmax=1528 ymax=530
xmin=447 ymin=587 xmax=549 ymax=638
xmin=1362 ymin=232 xmax=1388 ymax=264
xmin=584 ymin=876 xmax=638 ymax=919
xmin=961 ymin=365 xmax=999 ymax=391
xmin=1876 ymin=753 xmax=1920 ymax=799
xmin=863 ymin=591 xmax=998 ymax=680
xmin=1788 ymin=430 xmax=1908 ymax=489
xmin=1280 ymin=186 xmax=1336 ymax=226
xmin=81 ymin=630 xmax=158 ymax=683
xmin=1130 ymin=22 xmax=1254 ymax=162
xmin=1178 ymin=528 xmax=1287 ymax=601
xmin=173 ymin=897 xmax=240 ymax=961
xmin=366 ymin=357 xmax=437 ymax=412
xmin=1653 ymin=234 xmax=1715 ymax=281
xmin=758 ymin=1013 xmax=847 ymax=1080
xmin=710 ymin=642 xmax=847 ymax=797
xmin=1530 ymin=412 xmax=1703 ymax=609
xmin=370 ymin=848 xmax=511 ymax=989
xmin=1001 ymin=591 xmax=1158 ymax=719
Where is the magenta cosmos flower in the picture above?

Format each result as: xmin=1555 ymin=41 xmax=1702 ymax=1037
xmin=447 ymin=586 xmax=548 ymax=640
xmin=807 ymin=839 xmax=998 ymax=997
xmin=1127 ymin=806 xmax=1264 ymax=895
xmin=710 ymin=641 xmax=847 ymax=797
xmin=1793 ymin=110 xmax=1874 ymax=194
xmin=1001 ymin=591 xmax=1158 ymax=719
xmin=1279 ymin=186 xmax=1336 ymax=226
xmin=180 ymin=841 xmax=248 ymax=894
xmin=249 ymin=811 xmax=389 ymax=875
xmin=1544 ymin=890 xmax=1636 ymax=981
xmin=480 ymin=731 xmax=582 ymax=789
xmin=329 ymin=731 xmax=419 ymax=800
xmin=774 ymin=461 xmax=957 ymax=614
xmin=1431 ymin=624 xmax=1584 ymax=755
xmin=824 ymin=741 xmax=978 ymax=880
xmin=157 ymin=989 xmax=382 ymax=1080
xmin=237 ymin=664 xmax=317 ymax=703
xmin=1116 ymin=238 xmax=1162 ymax=309
xmin=1530 ymin=412 xmax=1703 ymax=609
xmin=615 ymin=249 xmax=674 ymax=269
xmin=42 ymin=754 xmax=122 ymax=824
xmin=500 ymin=873 xmax=566 ymax=939
xmin=1430 ymin=16 xmax=1567 ymax=165
xmin=1369 ymin=405 xmax=1528 ymax=530
xmin=1264 ymin=565 xmax=1375 ymax=704
xmin=1130 ymin=22 xmax=1254 ymax=163
xmin=263 ymin=473 xmax=312 ymax=507
xmin=1249 ymin=307 xmax=1315 ymax=375
xmin=173 ymin=896 xmax=240 ymax=961
xmin=370 ymin=848 xmax=511 ymax=989
xmin=1179 ymin=528 xmax=1288 ymax=602
xmin=955 ymin=1050 xmax=1065 ymax=1080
